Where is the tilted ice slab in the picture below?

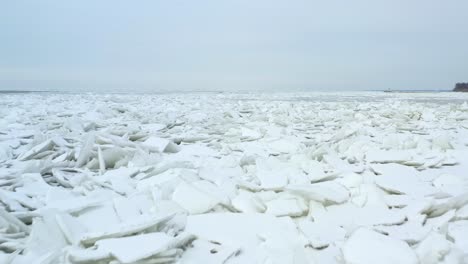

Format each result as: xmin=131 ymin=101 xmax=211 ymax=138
xmin=80 ymin=232 xmax=195 ymax=263
xmin=286 ymin=181 xmax=350 ymax=204
xmin=343 ymin=228 xmax=418 ymax=264
xmin=372 ymin=164 xmax=437 ymax=196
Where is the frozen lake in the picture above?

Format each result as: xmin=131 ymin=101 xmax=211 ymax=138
xmin=1 ymin=91 xmax=468 ymax=263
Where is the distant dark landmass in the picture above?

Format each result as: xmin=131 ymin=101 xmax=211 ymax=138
xmin=0 ymin=90 xmax=46 ymax=94
xmin=453 ymin=83 xmax=468 ymax=92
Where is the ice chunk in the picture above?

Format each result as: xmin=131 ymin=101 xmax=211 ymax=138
xmin=264 ymin=196 xmax=307 ymax=217
xmin=79 ymin=213 xmax=175 ymax=246
xmin=186 ymin=213 xmax=307 ymax=263
xmin=375 ymin=167 xmax=436 ymax=196
xmin=240 ymin=127 xmax=262 ymax=140
xmin=323 ymin=154 xmax=364 ymax=173
xmin=366 ymin=149 xmax=412 ymax=164
xmin=231 ymin=190 xmax=266 ymax=213
xmin=312 ymin=203 xmax=406 ymax=231
xmin=374 ymin=220 xmax=431 ymax=244
xmin=268 ymin=138 xmax=299 ymax=153
xmin=172 ymin=181 xmax=220 ymax=214
xmin=0 ymin=208 xmax=30 ymax=234
xmin=76 ymin=133 xmax=95 ymax=167
xmin=179 ymin=239 xmax=241 ymax=264
xmin=426 ymin=192 xmax=468 ymax=217
xmin=447 ymin=220 xmax=468 ymax=254
xmin=455 ymin=204 xmax=468 ymax=220
xmin=55 ymin=213 xmax=88 ymax=245
xmin=286 ymin=181 xmax=349 ymax=204
xmin=17 ymin=139 xmax=55 ymax=161
xmin=22 ymin=210 xmax=68 ymax=261
xmin=432 ymin=134 xmax=453 ymax=150
xmin=143 ymin=137 xmax=180 ymax=153
xmin=433 ymin=173 xmax=468 ymax=196
xmin=254 ymin=157 xmax=291 ymax=189
xmin=297 ymin=159 xmax=336 ymax=182
xmin=298 ymin=220 xmax=345 ymax=249
xmin=415 ymin=232 xmax=452 ymax=264
xmin=343 ymin=228 xmax=418 ymax=264
xmin=94 ymin=232 xmax=194 ymax=263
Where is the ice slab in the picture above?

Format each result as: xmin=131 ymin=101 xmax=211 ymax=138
xmin=143 ymin=137 xmax=180 ymax=153
xmin=286 ymin=181 xmax=350 ymax=204
xmin=343 ymin=228 xmax=418 ymax=264
xmin=448 ymin=220 xmax=468 ymax=254
xmin=172 ymin=181 xmax=221 ymax=214
xmin=94 ymin=232 xmax=194 ymax=263
xmin=185 ymin=213 xmax=307 ymax=263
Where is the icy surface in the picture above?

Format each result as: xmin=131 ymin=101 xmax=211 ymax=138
xmin=1 ymin=91 xmax=468 ymax=263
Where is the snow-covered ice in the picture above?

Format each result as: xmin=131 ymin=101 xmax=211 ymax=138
xmin=1 ymin=91 xmax=468 ymax=263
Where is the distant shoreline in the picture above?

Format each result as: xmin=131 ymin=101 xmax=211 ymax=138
xmin=0 ymin=89 xmax=454 ymax=94
xmin=0 ymin=90 xmax=50 ymax=94
xmin=382 ymin=90 xmax=452 ymax=93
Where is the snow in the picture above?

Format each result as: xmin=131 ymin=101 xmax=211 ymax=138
xmin=1 ymin=91 xmax=468 ymax=263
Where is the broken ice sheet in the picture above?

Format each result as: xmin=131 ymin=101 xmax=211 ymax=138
xmin=142 ymin=137 xmax=180 ymax=153
xmin=2 ymin=92 xmax=468 ymax=263
xmin=185 ymin=213 xmax=308 ymax=264
xmin=264 ymin=195 xmax=308 ymax=217
xmin=92 ymin=232 xmax=194 ymax=263
xmin=343 ymin=228 xmax=418 ymax=264
xmin=371 ymin=163 xmax=443 ymax=199
xmin=366 ymin=149 xmax=414 ymax=164
xmin=447 ymin=220 xmax=468 ymax=254
xmin=179 ymin=239 xmax=241 ymax=264
xmin=172 ymin=181 xmax=222 ymax=214
xmin=286 ymin=181 xmax=350 ymax=204
xmin=298 ymin=220 xmax=346 ymax=249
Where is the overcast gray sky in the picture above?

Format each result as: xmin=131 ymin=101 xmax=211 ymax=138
xmin=1 ymin=0 xmax=467 ymax=92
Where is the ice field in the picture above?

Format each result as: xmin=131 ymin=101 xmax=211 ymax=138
xmin=1 ymin=91 xmax=468 ymax=263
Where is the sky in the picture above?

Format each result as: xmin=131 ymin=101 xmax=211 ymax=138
xmin=1 ymin=0 xmax=468 ymax=92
